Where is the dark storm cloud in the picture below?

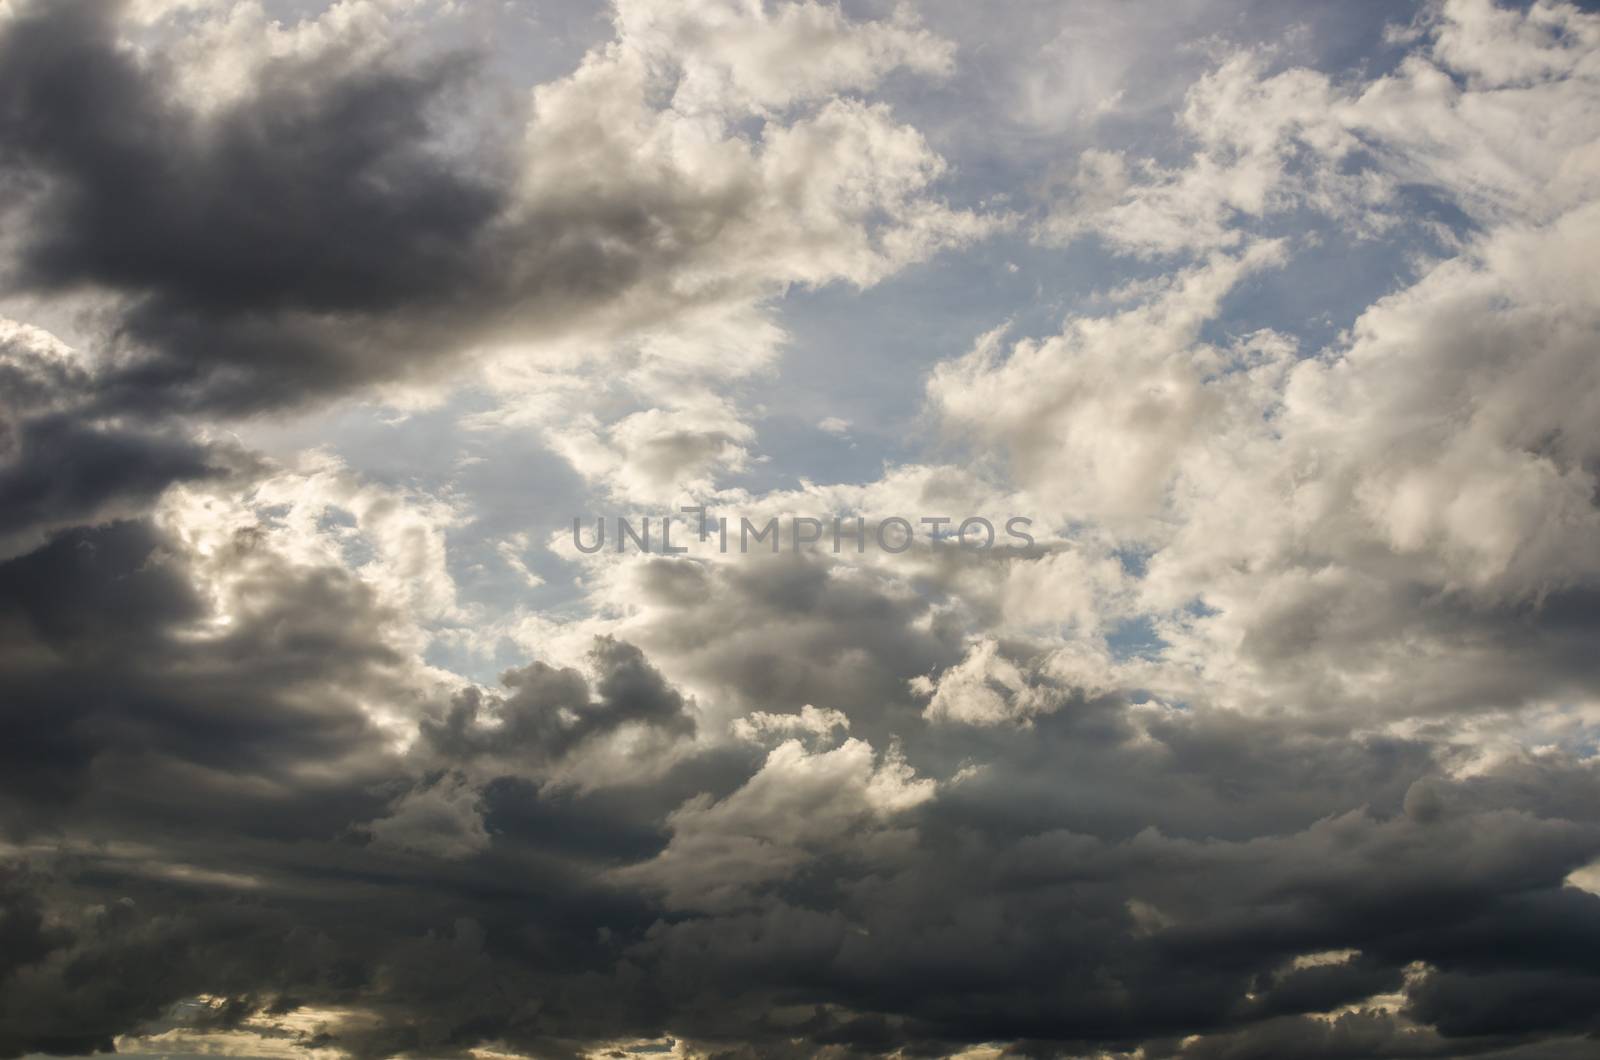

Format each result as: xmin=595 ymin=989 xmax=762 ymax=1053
xmin=629 ymin=771 xmax=1600 ymax=1057
xmin=0 ymin=412 xmax=226 ymax=558
xmin=0 ymin=0 xmax=767 ymax=416
xmin=7 ymin=525 xmax=1600 ymax=1059
xmin=0 ymin=515 xmax=424 ymax=1055
xmin=0 ymin=328 xmax=238 ymax=560
xmin=423 ymin=636 xmax=696 ymax=766
xmin=0 ymin=518 xmax=405 ymax=825
xmin=9 ymin=515 xmax=1600 ymax=1058
xmin=628 ymin=631 xmax=1600 ymax=1054
xmin=0 ymin=512 xmax=696 ymax=1057
xmin=0 ymin=0 xmax=501 ymax=413
xmin=0 ymin=5 xmax=492 ymax=313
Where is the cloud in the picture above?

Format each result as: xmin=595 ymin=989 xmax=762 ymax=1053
xmin=0 ymin=318 xmax=239 ymax=561
xmin=365 ymin=772 xmax=491 ymax=861
xmin=928 ymin=0 xmax=1600 ymax=734
xmin=0 ymin=0 xmax=990 ymax=419
xmin=732 ymin=703 xmax=851 ymax=744
xmin=419 ymin=634 xmax=697 ymax=776
xmin=611 ymin=0 xmax=954 ymax=116
xmin=5 ymin=1 xmax=1600 ymax=1058
xmin=914 ymin=636 xmax=1086 ymax=726
xmin=929 ymin=243 xmax=1291 ymax=525
xmin=1039 ymin=0 xmax=1600 ymax=256
xmin=614 ymin=735 xmax=934 ymax=912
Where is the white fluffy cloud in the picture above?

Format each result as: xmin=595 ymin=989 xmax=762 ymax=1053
xmin=465 ymin=0 xmax=1001 ymax=498
xmin=919 ymin=0 xmax=1600 ymax=730
xmin=1040 ymin=0 xmax=1600 ymax=255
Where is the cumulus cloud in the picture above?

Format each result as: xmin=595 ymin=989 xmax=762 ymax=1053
xmin=419 ymin=634 xmax=698 ymax=784
xmin=615 ymin=735 xmax=935 ymax=912
xmin=365 ymin=772 xmax=491 ymax=861
xmin=914 ymin=636 xmax=1092 ymax=726
xmin=930 ymin=243 xmax=1292 ymax=524
xmin=929 ymin=0 xmax=1600 ymax=732
xmin=1039 ymin=0 xmax=1600 ymax=255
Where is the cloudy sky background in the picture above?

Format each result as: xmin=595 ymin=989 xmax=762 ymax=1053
xmin=3 ymin=0 xmax=1600 ymax=1056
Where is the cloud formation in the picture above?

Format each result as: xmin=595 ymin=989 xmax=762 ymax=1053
xmin=3 ymin=1 xmax=1600 ymax=1058
xmin=0 ymin=0 xmax=985 ymax=419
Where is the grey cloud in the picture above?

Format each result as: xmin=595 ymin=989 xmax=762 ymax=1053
xmin=615 ymin=551 xmax=964 ymax=742
xmin=0 ymin=518 xmax=407 ymax=829
xmin=0 ymin=0 xmax=979 ymax=418
xmin=0 ymin=0 xmax=503 ymax=413
xmin=0 ymin=412 xmax=228 ymax=560
xmin=6 ymin=593 xmax=1600 ymax=1058
xmin=422 ymin=635 xmax=696 ymax=767
xmin=0 ymin=327 xmax=238 ymax=560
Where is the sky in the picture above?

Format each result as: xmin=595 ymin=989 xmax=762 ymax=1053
xmin=2 ymin=0 xmax=1600 ymax=1057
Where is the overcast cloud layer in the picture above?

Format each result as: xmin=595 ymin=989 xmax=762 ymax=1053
xmin=3 ymin=1 xmax=1600 ymax=1058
